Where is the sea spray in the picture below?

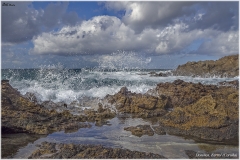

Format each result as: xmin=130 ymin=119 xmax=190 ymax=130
xmin=1 ymin=51 xmax=238 ymax=106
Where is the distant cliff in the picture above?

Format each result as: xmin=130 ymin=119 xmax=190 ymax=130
xmin=173 ymin=54 xmax=239 ymax=77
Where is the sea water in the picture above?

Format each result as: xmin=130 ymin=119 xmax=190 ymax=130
xmin=1 ymin=67 xmax=238 ymax=105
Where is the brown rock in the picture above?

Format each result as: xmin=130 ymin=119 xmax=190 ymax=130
xmin=157 ymin=81 xmax=239 ymax=143
xmin=173 ymin=54 xmax=239 ymax=77
xmin=1 ymin=80 xmax=108 ymax=134
xmin=105 ymin=87 xmax=170 ymax=118
xmin=124 ymin=125 xmax=154 ymax=137
xmin=29 ymin=142 xmax=166 ymax=159
xmin=107 ymin=79 xmax=238 ymax=143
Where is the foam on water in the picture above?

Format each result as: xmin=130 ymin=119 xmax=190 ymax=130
xmin=2 ymin=68 xmax=238 ymax=105
xmin=1 ymin=52 xmax=238 ymax=105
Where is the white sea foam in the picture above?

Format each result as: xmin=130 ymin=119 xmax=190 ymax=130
xmin=2 ymin=52 xmax=238 ymax=106
xmin=7 ymin=69 xmax=238 ymax=105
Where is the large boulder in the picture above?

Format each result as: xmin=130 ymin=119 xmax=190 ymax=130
xmin=173 ymin=54 xmax=239 ymax=77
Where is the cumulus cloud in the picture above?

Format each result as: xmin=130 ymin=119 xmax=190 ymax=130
xmin=193 ymin=30 xmax=239 ymax=56
xmin=30 ymin=16 xmax=141 ymax=55
xmin=30 ymin=15 xmax=238 ymax=56
xmin=105 ymin=2 xmax=194 ymax=33
xmin=1 ymin=2 xmax=80 ymax=44
xmin=104 ymin=1 xmax=238 ymax=33
xmin=2 ymin=1 xmax=239 ymax=59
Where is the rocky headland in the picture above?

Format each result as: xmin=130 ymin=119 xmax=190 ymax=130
xmin=173 ymin=54 xmax=239 ymax=77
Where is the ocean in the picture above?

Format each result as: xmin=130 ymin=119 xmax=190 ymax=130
xmin=1 ymin=67 xmax=238 ymax=105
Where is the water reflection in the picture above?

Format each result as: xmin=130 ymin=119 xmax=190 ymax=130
xmin=1 ymin=133 xmax=46 ymax=158
xmin=10 ymin=116 xmax=239 ymax=159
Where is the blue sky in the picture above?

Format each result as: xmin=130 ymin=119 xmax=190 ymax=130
xmin=1 ymin=1 xmax=239 ymax=69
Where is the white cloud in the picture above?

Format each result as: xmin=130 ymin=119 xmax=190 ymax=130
xmin=105 ymin=2 xmax=195 ymax=32
xmin=30 ymin=16 xmax=141 ymax=55
xmin=30 ymin=15 xmax=239 ymax=57
xmin=194 ymin=30 xmax=239 ymax=56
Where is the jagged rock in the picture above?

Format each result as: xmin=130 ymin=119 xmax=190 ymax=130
xmin=105 ymin=87 xmax=170 ymax=118
xmin=218 ymin=80 xmax=239 ymax=89
xmin=63 ymin=122 xmax=92 ymax=133
xmin=1 ymin=80 xmax=115 ymax=134
xmin=24 ymin=92 xmax=39 ymax=104
xmin=173 ymin=54 xmax=239 ymax=77
xmin=107 ymin=79 xmax=238 ymax=143
xmin=157 ymin=81 xmax=239 ymax=143
xmin=84 ymin=106 xmax=116 ymax=126
xmin=152 ymin=125 xmax=166 ymax=135
xmin=124 ymin=125 xmax=154 ymax=137
xmin=29 ymin=142 xmax=166 ymax=159
xmin=154 ymin=79 xmax=238 ymax=108
xmin=149 ymin=72 xmax=168 ymax=77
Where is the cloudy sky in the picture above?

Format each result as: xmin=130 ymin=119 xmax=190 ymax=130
xmin=1 ymin=1 xmax=239 ymax=69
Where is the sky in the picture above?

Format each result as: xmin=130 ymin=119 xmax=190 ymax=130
xmin=1 ymin=1 xmax=239 ymax=69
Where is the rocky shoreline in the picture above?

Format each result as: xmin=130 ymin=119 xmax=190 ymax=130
xmin=1 ymin=54 xmax=239 ymax=158
xmin=29 ymin=142 xmax=166 ymax=159
xmin=173 ymin=54 xmax=239 ymax=78
xmin=2 ymin=78 xmax=238 ymax=158
xmin=105 ymin=79 xmax=239 ymax=144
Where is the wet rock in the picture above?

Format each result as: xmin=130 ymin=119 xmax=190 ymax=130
xmin=218 ymin=80 xmax=239 ymax=89
xmin=124 ymin=125 xmax=154 ymax=137
xmin=149 ymin=72 xmax=168 ymax=77
xmin=185 ymin=150 xmax=198 ymax=159
xmin=63 ymin=122 xmax=92 ymax=133
xmin=155 ymin=79 xmax=237 ymax=108
xmin=152 ymin=125 xmax=166 ymax=135
xmin=1 ymin=80 xmax=88 ymax=134
xmin=108 ymin=79 xmax=238 ymax=143
xmin=1 ymin=133 xmax=46 ymax=158
xmin=24 ymin=92 xmax=39 ymax=104
xmin=105 ymin=88 xmax=170 ymax=118
xmin=41 ymin=101 xmax=59 ymax=109
xmin=173 ymin=54 xmax=239 ymax=78
xmin=2 ymin=80 xmax=117 ymax=134
xmin=84 ymin=105 xmax=116 ymax=126
xmin=29 ymin=142 xmax=166 ymax=159
xmin=160 ymin=88 xmax=239 ymax=144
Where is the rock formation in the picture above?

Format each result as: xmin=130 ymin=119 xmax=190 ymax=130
xmin=173 ymin=54 xmax=239 ymax=77
xmin=2 ymin=77 xmax=238 ymax=148
xmin=124 ymin=125 xmax=154 ymax=137
xmin=29 ymin=142 xmax=166 ymax=159
xmin=105 ymin=87 xmax=170 ymax=118
xmin=1 ymin=80 xmax=115 ymax=134
xmin=106 ymin=79 xmax=239 ymax=143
